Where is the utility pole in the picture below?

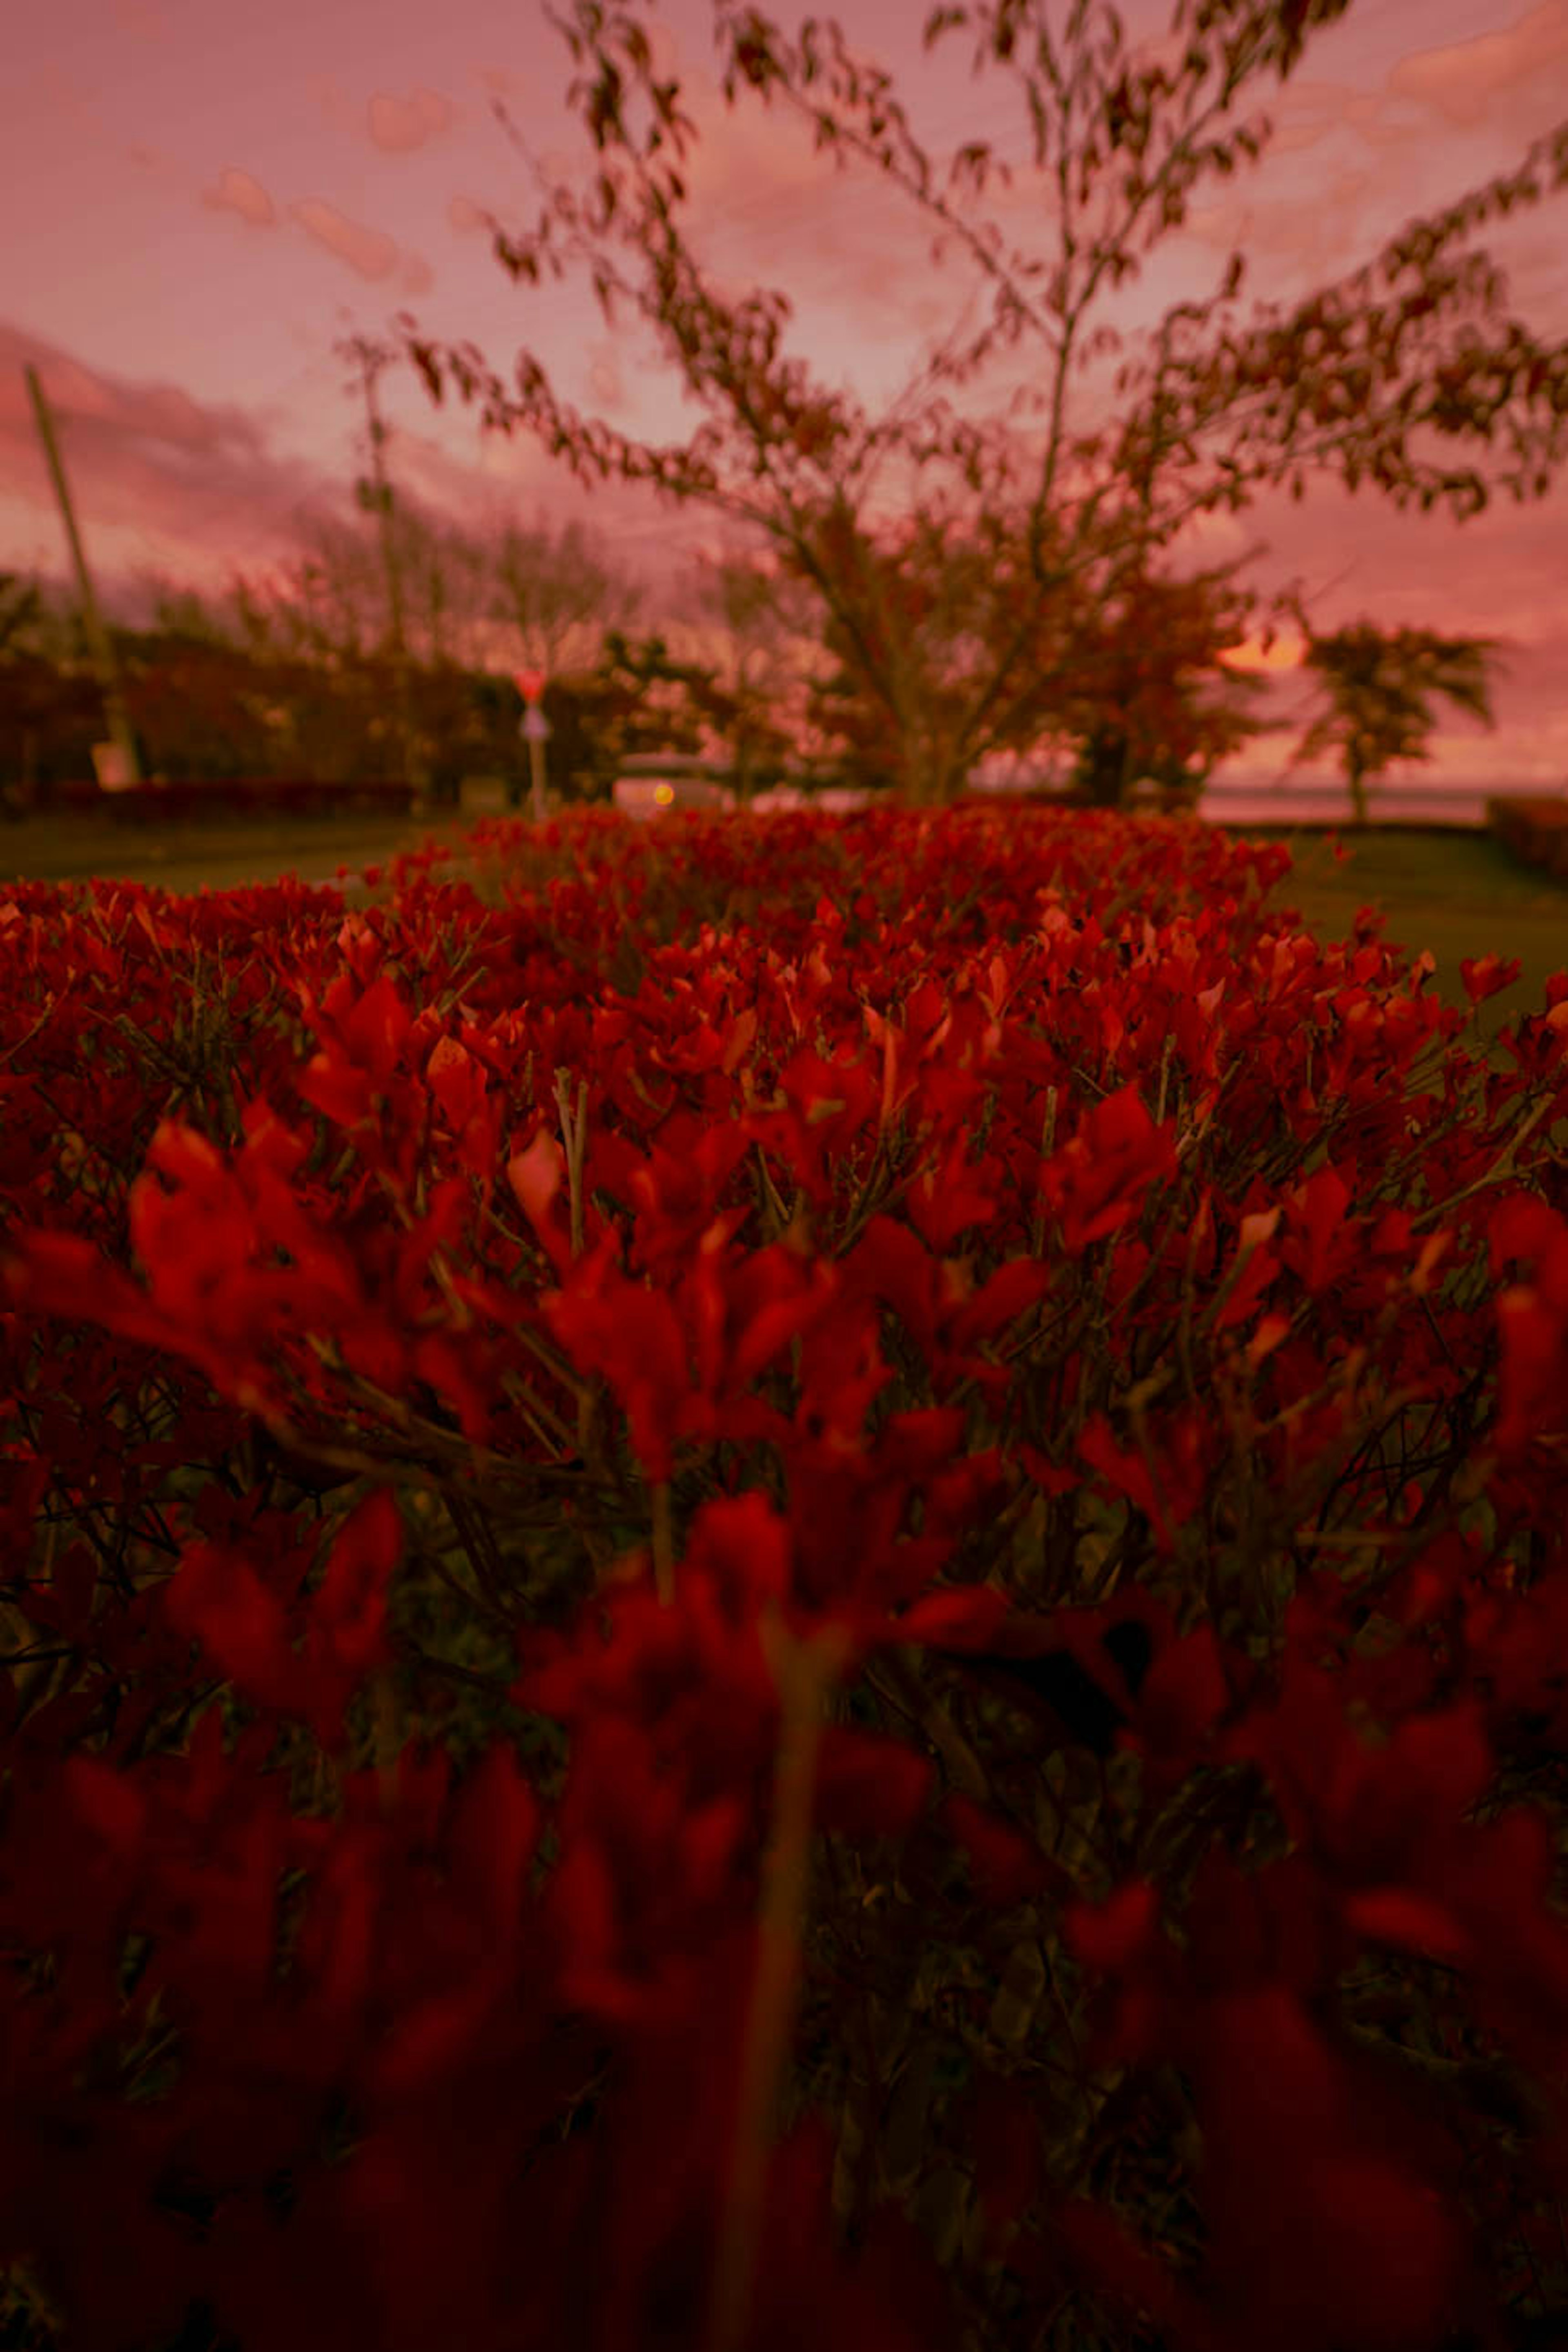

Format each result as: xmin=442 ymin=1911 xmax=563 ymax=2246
xmin=335 ymin=332 xmax=429 ymax=809
xmin=23 ymin=363 xmax=143 ymax=788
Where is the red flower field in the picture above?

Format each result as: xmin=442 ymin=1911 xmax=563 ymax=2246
xmin=1 ymin=799 xmax=1566 ymax=2352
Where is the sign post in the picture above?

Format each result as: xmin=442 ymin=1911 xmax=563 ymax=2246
xmin=515 ymin=670 xmax=549 ymax=822
xmin=91 ymin=741 xmax=136 ymax=792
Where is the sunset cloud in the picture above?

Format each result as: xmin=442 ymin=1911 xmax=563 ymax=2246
xmin=1218 ymin=631 xmax=1308 ymax=675
xmin=4 ymin=0 xmax=1567 ymax=786
xmin=367 ymin=87 xmax=459 ymax=154
xmin=201 ymin=167 xmax=276 ymax=228
xmin=0 ymin=324 xmax=339 ymax=592
xmin=1387 ymin=0 xmax=1568 ymax=129
xmin=586 ymin=345 xmax=624 ymax=410
xmin=1181 ymin=162 xmax=1381 ymax=283
xmin=110 ymin=0 xmax=169 ymax=37
xmin=290 ymin=199 xmax=399 ymax=281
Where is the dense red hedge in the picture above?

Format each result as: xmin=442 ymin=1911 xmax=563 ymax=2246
xmin=1 ymin=801 xmax=1566 ymax=2351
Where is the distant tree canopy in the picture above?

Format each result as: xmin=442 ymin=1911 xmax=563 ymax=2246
xmin=0 ymin=555 xmax=825 ymax=806
xmin=391 ymin=0 xmax=1568 ymax=811
xmin=1275 ymin=603 xmax=1508 ymax=826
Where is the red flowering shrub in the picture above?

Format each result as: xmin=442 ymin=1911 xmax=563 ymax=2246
xmin=0 ymin=802 xmax=1566 ymax=2350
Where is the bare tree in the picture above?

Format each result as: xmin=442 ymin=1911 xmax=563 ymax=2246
xmin=219 ymin=503 xmax=456 ymax=670
xmin=661 ymin=532 xmax=832 ymax=786
xmin=388 ymin=0 xmax=1568 ymax=807
xmin=398 ymin=507 xmax=500 ymax=670
xmin=480 ymin=503 xmax=650 ymax=680
xmin=223 ymin=507 xmax=388 ymax=669
xmin=111 ymin=565 xmax=245 ymax=648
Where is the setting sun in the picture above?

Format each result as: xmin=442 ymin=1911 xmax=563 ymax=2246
xmin=1218 ymin=631 xmax=1308 ymax=675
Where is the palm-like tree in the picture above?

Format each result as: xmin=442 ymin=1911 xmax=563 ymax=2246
xmin=1285 ymin=618 xmax=1507 ymax=827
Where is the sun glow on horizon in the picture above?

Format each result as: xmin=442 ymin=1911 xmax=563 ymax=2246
xmin=1217 ymin=631 xmax=1307 ymax=675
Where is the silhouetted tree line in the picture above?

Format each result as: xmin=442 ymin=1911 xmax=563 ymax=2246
xmin=0 ymin=565 xmax=846 ymax=813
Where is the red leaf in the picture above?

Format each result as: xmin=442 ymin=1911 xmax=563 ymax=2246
xmin=815 ymin=1724 xmax=932 ymax=1840
xmin=938 ymin=1790 xmax=1062 ymax=1907
xmin=904 ymin=1131 xmax=998 ymax=1252
xmin=1018 ymin=1443 xmax=1079 ymax=1496
xmin=1040 ymin=1083 xmax=1177 ymax=1253
xmin=295 ymin=1047 xmax=376 ymax=1130
xmin=162 ymin=1539 xmax=305 ymax=1717
xmin=445 ymin=1740 xmax=541 ymax=1946
xmin=310 ymin=1486 xmax=401 ymax=1679
xmin=946 ymin=1255 xmax=1052 ymax=1352
xmin=507 ymin=1126 xmax=573 ymax=1278
xmin=1341 ymin=1885 xmax=1472 ymax=1966
xmin=1280 ymin=1163 xmax=1353 ymax=1294
xmin=1134 ymin=1620 xmax=1232 ymax=1777
xmin=62 ymin=1753 xmax=148 ymax=1859
xmin=1063 ymin=1878 xmax=1161 ymax=1973
xmin=424 ymin=1033 xmax=486 ymax=1132
xmin=1459 ymin=953 xmax=1520 ymax=1004
xmin=1079 ymin=1411 xmax=1160 ymax=1523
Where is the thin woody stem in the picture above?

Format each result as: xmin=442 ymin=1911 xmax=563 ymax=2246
xmin=372 ymin=1664 xmax=401 ymax=1814
xmin=555 ymin=1067 xmax=599 ymax=1457
xmin=554 ymin=1067 xmax=589 ymax=1260
xmin=651 ymin=1477 xmax=675 ymax=1605
xmin=706 ymin=1614 xmax=851 ymax=2352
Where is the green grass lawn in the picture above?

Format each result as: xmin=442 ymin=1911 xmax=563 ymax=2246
xmin=1245 ymin=824 xmax=1566 ymax=1043
xmin=4 ymin=805 xmax=1562 ymax=1041
xmin=0 ymin=808 xmax=437 ymax=899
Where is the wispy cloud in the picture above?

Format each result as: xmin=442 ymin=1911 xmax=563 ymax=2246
xmin=201 ymin=167 xmax=276 ymax=228
xmin=367 ymin=87 xmax=460 ymax=155
xmin=586 ymin=343 xmax=624 ymax=410
xmin=0 ymin=323 xmax=340 ymax=584
xmin=1386 ymin=0 xmax=1568 ymax=130
xmin=290 ymin=198 xmax=400 ymax=281
xmin=201 ymin=169 xmax=431 ymax=292
xmin=109 ymin=0 xmax=169 ymax=37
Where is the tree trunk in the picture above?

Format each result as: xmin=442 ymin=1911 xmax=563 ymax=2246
xmin=900 ymin=742 xmax=950 ymax=808
xmin=1075 ymin=722 xmax=1134 ymax=809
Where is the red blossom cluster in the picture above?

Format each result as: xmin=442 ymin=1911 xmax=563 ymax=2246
xmin=0 ymin=800 xmax=1566 ymax=2352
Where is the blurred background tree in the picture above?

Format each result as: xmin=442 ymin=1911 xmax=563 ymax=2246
xmin=1275 ymin=607 xmax=1507 ymax=827
xmin=392 ymin=0 xmax=1568 ymax=813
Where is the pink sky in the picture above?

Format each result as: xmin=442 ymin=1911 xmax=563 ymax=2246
xmin=4 ymin=0 xmax=1568 ymax=786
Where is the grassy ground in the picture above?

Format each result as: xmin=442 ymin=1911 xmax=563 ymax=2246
xmin=0 ymin=808 xmax=440 ymax=898
xmin=1245 ymin=823 xmax=1567 ymax=1041
xmin=4 ymin=804 xmax=1563 ymax=1037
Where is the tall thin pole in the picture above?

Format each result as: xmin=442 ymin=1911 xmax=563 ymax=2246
xmin=526 ymin=721 xmax=549 ymax=823
xmin=336 ymin=333 xmax=429 ymax=807
xmin=23 ymin=363 xmax=143 ymax=786
xmin=517 ymin=670 xmax=550 ymax=823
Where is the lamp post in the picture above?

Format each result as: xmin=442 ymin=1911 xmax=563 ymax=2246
xmin=23 ymin=364 xmax=142 ymax=791
xmin=516 ymin=669 xmax=549 ymax=821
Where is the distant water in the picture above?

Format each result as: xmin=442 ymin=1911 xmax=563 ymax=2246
xmin=968 ymin=770 xmax=1568 ymax=828
xmin=1193 ymin=780 xmax=1551 ymax=830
